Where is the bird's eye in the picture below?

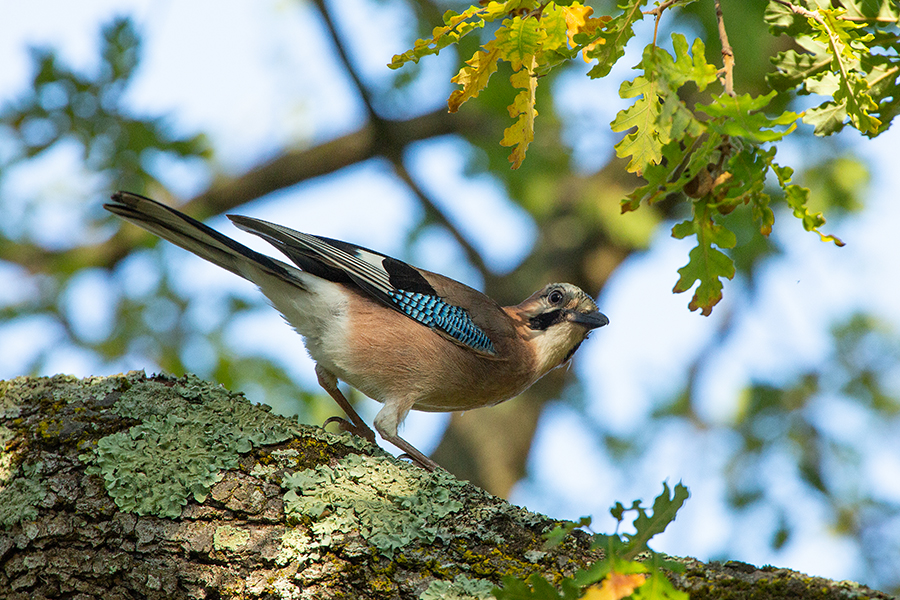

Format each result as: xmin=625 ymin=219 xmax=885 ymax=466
xmin=548 ymin=289 xmax=564 ymax=305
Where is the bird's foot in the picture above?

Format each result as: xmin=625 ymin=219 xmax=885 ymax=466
xmin=323 ymin=416 xmax=377 ymax=443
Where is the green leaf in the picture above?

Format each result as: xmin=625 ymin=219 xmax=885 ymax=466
xmin=623 ymin=132 xmax=722 ymax=212
xmin=765 ymin=1 xmax=896 ymax=137
xmin=611 ymin=76 xmax=663 ymax=174
xmin=771 ymin=161 xmax=845 ymax=246
xmin=494 ymin=13 xmax=545 ymax=71
xmin=611 ymin=34 xmax=716 ymax=175
xmin=585 ymin=0 xmax=648 ymax=79
xmin=696 ymin=91 xmax=799 ymax=143
xmin=659 ymin=34 xmax=719 ymax=92
xmin=768 ymin=49 xmax=830 ymax=91
xmin=623 ymin=482 xmax=690 ymax=560
xmin=803 ymin=101 xmax=848 ymax=135
xmin=724 ymin=148 xmax=776 ymax=236
xmin=764 ymin=0 xmax=808 ymax=37
xmin=503 ymin=487 xmax=691 ymax=600
xmin=536 ymin=2 xmax=569 ymax=55
xmin=632 ymin=568 xmax=690 ymax=600
xmin=672 ymin=200 xmax=737 ymax=315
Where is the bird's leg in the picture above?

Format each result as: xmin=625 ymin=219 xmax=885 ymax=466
xmin=373 ymin=402 xmax=441 ymax=471
xmin=315 ymin=364 xmax=376 ymax=443
xmin=316 ymin=366 xmax=440 ymax=471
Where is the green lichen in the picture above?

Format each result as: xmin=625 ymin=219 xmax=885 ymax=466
xmin=0 ymin=425 xmax=15 ymax=471
xmin=276 ymin=527 xmax=319 ymax=566
xmin=56 ymin=373 xmax=124 ymax=404
xmin=82 ymin=373 xmax=302 ymax=518
xmin=213 ymin=524 xmax=251 ymax=551
xmin=524 ymin=549 xmax=548 ymax=563
xmin=0 ymin=379 xmax=23 ymax=419
xmin=0 ymin=462 xmax=46 ymax=528
xmin=420 ymin=575 xmax=497 ymax=600
xmin=281 ymin=453 xmax=466 ymax=558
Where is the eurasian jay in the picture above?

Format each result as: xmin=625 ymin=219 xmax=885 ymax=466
xmin=104 ymin=191 xmax=609 ymax=470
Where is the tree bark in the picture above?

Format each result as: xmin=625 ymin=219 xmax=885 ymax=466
xmin=0 ymin=372 xmax=890 ymax=599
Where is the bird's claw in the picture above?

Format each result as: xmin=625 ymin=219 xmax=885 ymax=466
xmin=323 ymin=416 xmax=377 ymax=443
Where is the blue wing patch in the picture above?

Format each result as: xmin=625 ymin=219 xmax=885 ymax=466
xmin=388 ymin=290 xmax=497 ymax=355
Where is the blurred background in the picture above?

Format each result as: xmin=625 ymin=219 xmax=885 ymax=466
xmin=1 ymin=0 xmax=898 ymax=593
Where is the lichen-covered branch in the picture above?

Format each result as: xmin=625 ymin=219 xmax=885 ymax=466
xmin=0 ymin=373 xmax=892 ymax=599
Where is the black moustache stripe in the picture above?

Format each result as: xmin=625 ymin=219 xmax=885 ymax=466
xmin=529 ymin=309 xmax=565 ymax=331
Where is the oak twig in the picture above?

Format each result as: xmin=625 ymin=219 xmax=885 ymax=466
xmin=770 ymin=0 xmax=822 ymax=22
xmin=643 ymin=0 xmax=680 ymax=46
xmin=715 ymin=0 xmax=736 ymax=96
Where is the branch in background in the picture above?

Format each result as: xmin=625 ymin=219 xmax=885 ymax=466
xmin=311 ymin=0 xmax=379 ymax=122
xmin=185 ymin=110 xmax=485 ymax=216
xmin=8 ymin=110 xmax=484 ymax=276
xmin=390 ymin=158 xmax=496 ymax=284
xmin=310 ymin=0 xmax=493 ymax=282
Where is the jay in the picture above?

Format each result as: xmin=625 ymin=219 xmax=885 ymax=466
xmin=105 ymin=192 xmax=609 ymax=470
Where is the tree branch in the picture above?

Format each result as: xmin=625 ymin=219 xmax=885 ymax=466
xmin=311 ymin=0 xmax=379 ymax=121
xmin=390 ymin=158 xmax=496 ymax=284
xmin=183 ymin=109 xmax=480 ymax=218
xmin=7 ymin=109 xmax=485 ymax=276
xmin=643 ymin=0 xmax=680 ymax=17
xmin=1 ymin=372 xmax=893 ymax=599
xmin=715 ymin=0 xmax=736 ymax=96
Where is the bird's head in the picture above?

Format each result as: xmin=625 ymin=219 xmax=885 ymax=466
xmin=512 ymin=283 xmax=609 ymax=374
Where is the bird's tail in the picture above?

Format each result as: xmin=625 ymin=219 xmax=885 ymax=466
xmin=104 ymin=191 xmax=301 ymax=284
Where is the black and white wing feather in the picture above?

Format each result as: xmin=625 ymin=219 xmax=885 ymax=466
xmin=228 ymin=216 xmax=497 ymax=356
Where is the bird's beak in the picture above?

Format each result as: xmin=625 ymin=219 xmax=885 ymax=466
xmin=567 ymin=310 xmax=609 ymax=329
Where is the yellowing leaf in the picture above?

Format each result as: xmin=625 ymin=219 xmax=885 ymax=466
xmin=388 ymin=8 xmax=484 ymax=69
xmin=388 ymin=1 xmax=536 ymax=69
xmin=500 ymin=62 xmax=539 ymax=168
xmin=537 ymin=3 xmax=569 ymax=55
xmin=494 ymin=14 xmax=544 ymax=71
xmin=448 ymin=41 xmax=502 ymax=112
xmin=563 ymin=5 xmax=608 ymax=61
xmin=580 ymin=572 xmax=647 ymax=600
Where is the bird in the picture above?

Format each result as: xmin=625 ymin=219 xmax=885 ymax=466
xmin=104 ymin=191 xmax=609 ymax=471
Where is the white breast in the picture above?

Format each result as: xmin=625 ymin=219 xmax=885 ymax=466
xmin=252 ymin=270 xmax=354 ymax=370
